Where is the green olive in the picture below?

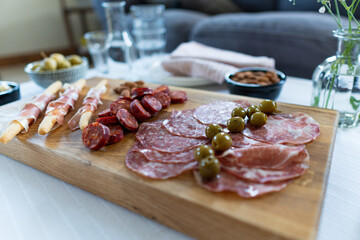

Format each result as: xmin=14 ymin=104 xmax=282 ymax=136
xmin=212 ymin=132 xmax=232 ymax=151
xmin=259 ymin=99 xmax=277 ymax=114
xmin=227 ymin=117 xmax=245 ymax=132
xmin=246 ymin=105 xmax=260 ymax=118
xmin=194 ymin=145 xmax=214 ymax=162
xmin=250 ymin=112 xmax=267 ymax=127
xmin=67 ymin=55 xmax=83 ymax=65
xmin=231 ymin=106 xmax=246 ymax=118
xmin=205 ymin=124 xmax=223 ymax=140
xmin=199 ymin=155 xmax=220 ymax=180
xmin=57 ymin=59 xmax=72 ymax=69
xmin=50 ymin=53 xmax=66 ymax=64
xmin=31 ymin=64 xmax=41 ymax=71
xmin=42 ymin=58 xmax=57 ymax=71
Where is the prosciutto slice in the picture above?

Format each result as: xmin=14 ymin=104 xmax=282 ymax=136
xmin=194 ymin=171 xmax=288 ymax=198
xmin=126 ymin=147 xmax=197 ymax=179
xmin=162 ymin=109 xmax=208 ymax=139
xmin=193 ymin=100 xmax=251 ymax=126
xmin=45 ymin=84 xmax=80 ymax=125
xmin=13 ymin=93 xmax=53 ymax=132
xmin=136 ymin=121 xmax=208 ymax=153
xmin=68 ymin=86 xmax=106 ymax=130
xmin=242 ymin=112 xmax=320 ymax=145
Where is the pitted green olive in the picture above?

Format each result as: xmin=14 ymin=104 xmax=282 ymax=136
xmin=205 ymin=124 xmax=223 ymax=140
xmin=199 ymin=155 xmax=220 ymax=180
xmin=259 ymin=99 xmax=277 ymax=114
xmin=231 ymin=106 xmax=246 ymax=118
xmin=250 ymin=112 xmax=267 ymax=127
xmin=246 ymin=105 xmax=260 ymax=118
xmin=227 ymin=117 xmax=245 ymax=132
xmin=194 ymin=145 xmax=214 ymax=162
xmin=212 ymin=132 xmax=232 ymax=151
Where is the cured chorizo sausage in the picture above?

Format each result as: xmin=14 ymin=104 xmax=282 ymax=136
xmin=82 ymin=122 xmax=110 ymax=150
xmin=154 ymin=85 xmax=170 ymax=95
xmin=141 ymin=95 xmax=162 ymax=116
xmin=169 ymin=91 xmax=187 ymax=104
xmin=107 ymin=125 xmax=124 ymax=145
xmin=153 ymin=92 xmax=171 ymax=109
xmin=98 ymin=108 xmax=113 ymax=118
xmin=130 ymin=99 xmax=151 ymax=122
xmin=131 ymin=87 xmax=154 ymax=99
xmin=116 ymin=109 xmax=139 ymax=131
xmin=95 ymin=116 xmax=119 ymax=125
xmin=110 ymin=98 xmax=132 ymax=115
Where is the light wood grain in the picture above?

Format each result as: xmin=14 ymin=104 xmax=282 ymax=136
xmin=0 ymin=78 xmax=339 ymax=240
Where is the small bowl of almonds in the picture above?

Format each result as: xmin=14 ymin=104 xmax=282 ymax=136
xmin=225 ymin=67 xmax=286 ymax=100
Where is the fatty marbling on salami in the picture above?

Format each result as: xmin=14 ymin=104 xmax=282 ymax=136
xmin=136 ymin=121 xmax=208 ymax=152
xmin=162 ymin=109 xmax=208 ymax=139
xmin=242 ymin=112 xmax=320 ymax=145
xmin=193 ymin=100 xmax=251 ymax=126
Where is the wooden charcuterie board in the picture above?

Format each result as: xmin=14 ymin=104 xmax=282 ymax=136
xmin=0 ymin=78 xmax=339 ymax=240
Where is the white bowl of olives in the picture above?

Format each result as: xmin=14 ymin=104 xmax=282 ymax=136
xmin=24 ymin=53 xmax=88 ymax=88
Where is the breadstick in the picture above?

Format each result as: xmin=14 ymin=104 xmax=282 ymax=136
xmin=38 ymin=79 xmax=86 ymax=135
xmin=79 ymin=79 xmax=108 ymax=130
xmin=0 ymin=81 xmax=62 ymax=144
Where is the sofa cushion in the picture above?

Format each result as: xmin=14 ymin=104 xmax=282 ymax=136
xmin=231 ymin=0 xmax=276 ymax=12
xmin=190 ymin=12 xmax=341 ymax=78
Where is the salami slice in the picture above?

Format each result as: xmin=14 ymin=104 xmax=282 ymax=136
xmin=162 ymin=109 xmax=208 ymax=139
xmin=229 ymin=132 xmax=267 ymax=148
xmin=98 ymin=108 xmax=113 ymax=117
xmin=116 ymin=109 xmax=139 ymax=131
xmin=126 ymin=148 xmax=197 ymax=179
xmin=154 ymin=92 xmax=171 ymax=109
xmin=82 ymin=122 xmax=110 ymax=150
xmin=136 ymin=147 xmax=195 ymax=163
xmin=130 ymin=99 xmax=151 ymax=122
xmin=131 ymin=87 xmax=154 ymax=99
xmin=110 ymin=99 xmax=132 ymax=115
xmin=107 ymin=125 xmax=124 ymax=145
xmin=193 ymin=100 xmax=251 ymax=126
xmin=141 ymin=95 xmax=162 ymax=116
xmin=136 ymin=121 xmax=208 ymax=152
xmin=193 ymin=170 xmax=288 ymax=198
xmin=169 ymin=91 xmax=187 ymax=103
xmin=96 ymin=116 xmax=119 ymax=125
xmin=242 ymin=112 xmax=320 ymax=145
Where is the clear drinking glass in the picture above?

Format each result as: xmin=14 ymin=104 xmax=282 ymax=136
xmin=130 ymin=4 xmax=166 ymax=58
xmin=102 ymin=1 xmax=137 ymax=78
xmin=84 ymin=31 xmax=109 ymax=74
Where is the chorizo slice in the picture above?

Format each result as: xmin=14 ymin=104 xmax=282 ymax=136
xmin=82 ymin=122 xmax=110 ymax=150
xmin=95 ymin=116 xmax=119 ymax=125
xmin=131 ymin=87 xmax=154 ymax=99
xmin=98 ymin=108 xmax=113 ymax=118
xmin=153 ymin=92 xmax=171 ymax=109
xmin=116 ymin=109 xmax=139 ymax=131
xmin=154 ymin=85 xmax=170 ymax=95
xmin=107 ymin=125 xmax=124 ymax=145
xmin=130 ymin=99 xmax=151 ymax=122
xmin=169 ymin=91 xmax=187 ymax=104
xmin=110 ymin=98 xmax=132 ymax=115
xmin=141 ymin=95 xmax=162 ymax=116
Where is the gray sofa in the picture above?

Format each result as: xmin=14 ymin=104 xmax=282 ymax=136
xmin=93 ymin=0 xmax=345 ymax=78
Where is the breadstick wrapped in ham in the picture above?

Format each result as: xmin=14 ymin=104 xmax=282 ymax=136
xmin=0 ymin=81 xmax=62 ymax=144
xmin=68 ymin=79 xmax=108 ymax=130
xmin=38 ymin=79 xmax=86 ymax=135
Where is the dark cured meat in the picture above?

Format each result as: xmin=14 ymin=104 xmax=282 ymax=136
xmin=193 ymin=170 xmax=288 ymax=198
xmin=154 ymin=85 xmax=170 ymax=94
xmin=82 ymin=122 xmax=110 ymax=150
xmin=141 ymin=95 xmax=162 ymax=116
xmin=153 ymin=92 xmax=171 ymax=109
xmin=131 ymin=87 xmax=154 ymax=99
xmin=136 ymin=121 xmax=208 ymax=152
xmin=193 ymin=100 xmax=251 ymax=126
xmin=130 ymin=99 xmax=151 ymax=122
xmin=116 ymin=109 xmax=139 ymax=131
xmin=110 ymin=99 xmax=132 ymax=115
xmin=96 ymin=116 xmax=118 ymax=125
xmin=242 ymin=112 xmax=320 ymax=145
xmin=107 ymin=125 xmax=124 ymax=145
xmin=126 ymin=147 xmax=197 ymax=179
xmin=98 ymin=108 xmax=113 ymax=118
xmin=169 ymin=91 xmax=187 ymax=103
xmin=162 ymin=109 xmax=208 ymax=139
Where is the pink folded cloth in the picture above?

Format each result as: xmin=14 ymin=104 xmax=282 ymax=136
xmin=162 ymin=41 xmax=276 ymax=84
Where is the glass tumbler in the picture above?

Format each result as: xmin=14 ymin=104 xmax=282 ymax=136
xmin=130 ymin=4 xmax=166 ymax=58
xmin=84 ymin=31 xmax=109 ymax=74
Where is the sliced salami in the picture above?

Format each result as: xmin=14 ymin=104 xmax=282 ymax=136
xmin=136 ymin=121 xmax=208 ymax=152
xmin=169 ymin=91 xmax=187 ymax=103
xmin=82 ymin=122 xmax=110 ymax=150
xmin=229 ymin=132 xmax=266 ymax=148
xmin=154 ymin=92 xmax=171 ymax=109
xmin=130 ymin=99 xmax=151 ymax=122
xmin=136 ymin=148 xmax=195 ymax=163
xmin=116 ymin=109 xmax=139 ymax=131
xmin=162 ymin=109 xmax=208 ymax=139
xmin=141 ymin=95 xmax=162 ymax=116
xmin=242 ymin=112 xmax=320 ymax=145
xmin=193 ymin=100 xmax=251 ymax=126
xmin=126 ymin=148 xmax=197 ymax=179
xmin=193 ymin=170 xmax=288 ymax=198
xmin=107 ymin=125 xmax=124 ymax=145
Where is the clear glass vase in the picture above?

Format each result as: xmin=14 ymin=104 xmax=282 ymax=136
xmin=102 ymin=1 xmax=137 ymax=79
xmin=312 ymin=29 xmax=360 ymax=128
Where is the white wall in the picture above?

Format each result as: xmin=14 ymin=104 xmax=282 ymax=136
xmin=0 ymin=0 xmax=101 ymax=57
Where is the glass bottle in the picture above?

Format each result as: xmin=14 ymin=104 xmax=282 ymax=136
xmin=312 ymin=29 xmax=360 ymax=128
xmin=102 ymin=1 xmax=137 ymax=78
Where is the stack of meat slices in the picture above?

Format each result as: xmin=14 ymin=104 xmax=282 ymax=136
xmin=125 ymin=100 xmax=320 ymax=198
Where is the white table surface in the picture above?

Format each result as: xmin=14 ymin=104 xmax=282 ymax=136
xmin=1 ymin=68 xmax=360 ymax=240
